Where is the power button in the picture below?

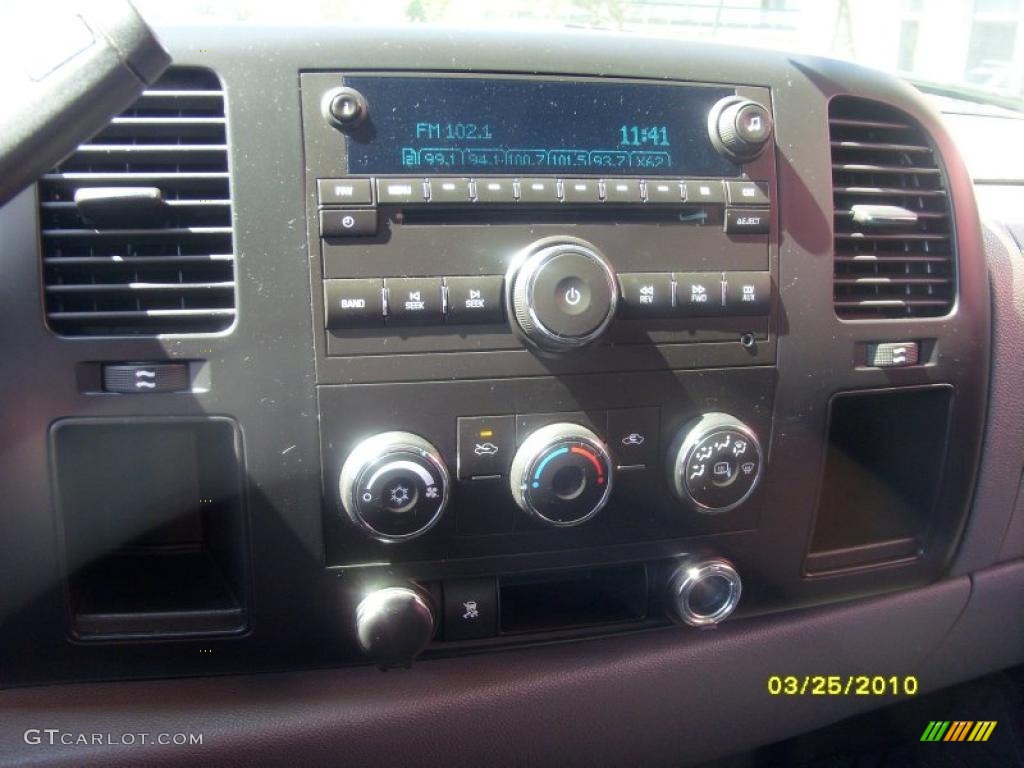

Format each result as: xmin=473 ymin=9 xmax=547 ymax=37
xmin=521 ymin=248 xmax=615 ymax=342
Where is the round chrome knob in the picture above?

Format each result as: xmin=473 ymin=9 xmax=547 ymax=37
xmin=339 ymin=431 xmax=450 ymax=542
xmin=666 ymin=558 xmax=742 ymax=627
xmin=506 ymin=237 xmax=618 ymax=353
xmin=667 ymin=412 xmax=763 ymax=513
xmin=509 ymin=422 xmax=613 ymax=526
xmin=708 ymin=97 xmax=773 ymax=161
xmin=355 ymin=585 xmax=435 ymax=668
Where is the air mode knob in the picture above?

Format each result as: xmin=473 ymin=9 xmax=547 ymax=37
xmin=509 ymin=422 xmax=614 ymax=526
xmin=709 ymin=97 xmax=773 ymax=161
xmin=667 ymin=413 xmax=763 ymax=513
xmin=339 ymin=431 xmax=450 ymax=542
xmin=355 ymin=585 xmax=436 ymax=668
xmin=506 ymin=237 xmax=618 ymax=353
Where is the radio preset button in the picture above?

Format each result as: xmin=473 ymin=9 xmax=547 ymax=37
xmin=603 ymin=178 xmax=643 ymax=203
xmin=324 ymin=278 xmax=384 ymax=329
xmin=386 ymin=277 xmax=444 ymax=325
xmin=474 ymin=178 xmax=517 ymax=203
xmin=518 ymin=177 xmax=560 ymax=203
xmin=683 ymin=180 xmax=725 ymax=205
xmin=618 ymin=272 xmax=673 ymax=316
xmin=320 ymin=209 xmax=378 ymax=238
xmin=377 ymin=178 xmax=428 ymax=204
xmin=725 ymin=207 xmax=770 ymax=235
xmin=645 ymin=180 xmax=685 ymax=204
xmin=725 ymin=180 xmax=770 ymax=206
xmin=428 ymin=178 xmax=472 ymax=203
xmin=562 ymin=178 xmax=602 ymax=203
xmin=446 ymin=276 xmax=504 ymax=324
xmin=318 ymin=178 xmax=373 ymax=206
xmin=724 ymin=272 xmax=771 ymax=315
xmin=674 ymin=272 xmax=725 ymax=316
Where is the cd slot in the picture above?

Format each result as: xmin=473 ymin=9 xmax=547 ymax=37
xmin=398 ymin=205 xmax=723 ymax=226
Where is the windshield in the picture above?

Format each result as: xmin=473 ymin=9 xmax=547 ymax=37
xmin=137 ymin=0 xmax=1024 ymax=107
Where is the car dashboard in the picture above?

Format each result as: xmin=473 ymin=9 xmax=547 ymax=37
xmin=0 ymin=23 xmax=1023 ymax=768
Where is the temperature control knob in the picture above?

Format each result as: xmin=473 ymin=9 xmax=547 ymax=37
xmin=506 ymin=237 xmax=618 ymax=353
xmin=667 ymin=413 xmax=763 ymax=513
xmin=708 ymin=97 xmax=773 ymax=161
xmin=339 ymin=431 xmax=450 ymax=542
xmin=509 ymin=422 xmax=613 ymax=526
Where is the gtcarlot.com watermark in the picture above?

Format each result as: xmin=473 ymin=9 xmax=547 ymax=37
xmin=24 ymin=729 xmax=202 ymax=747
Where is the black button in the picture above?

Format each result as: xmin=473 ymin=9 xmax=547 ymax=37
xmin=725 ymin=208 xmax=770 ymax=235
xmin=446 ymin=276 xmax=504 ymax=324
xmin=682 ymin=180 xmax=725 ymax=204
xmin=444 ymin=577 xmax=498 ymax=641
xmin=530 ymin=251 xmax=613 ymax=338
xmin=386 ymin=277 xmax=444 ymax=325
xmin=103 ymin=363 xmax=189 ymax=394
xmin=562 ymin=179 xmax=601 ymax=203
xmin=428 ymin=178 xmax=472 ymax=203
xmin=324 ymin=278 xmax=384 ymax=328
xmin=318 ymin=178 xmax=373 ymax=205
xmin=724 ymin=272 xmax=771 ymax=315
xmin=646 ymin=180 xmax=684 ymax=204
xmin=604 ymin=179 xmax=643 ymax=203
xmin=608 ymin=407 xmax=659 ymax=468
xmin=618 ymin=273 xmax=673 ymax=317
xmin=474 ymin=178 xmax=517 ymax=203
xmin=518 ymin=177 xmax=560 ymax=203
xmin=673 ymin=272 xmax=725 ymax=316
xmin=457 ymin=415 xmax=515 ymax=479
xmin=725 ymin=180 xmax=770 ymax=206
xmin=377 ymin=178 xmax=427 ymax=204
xmin=320 ymin=209 xmax=377 ymax=237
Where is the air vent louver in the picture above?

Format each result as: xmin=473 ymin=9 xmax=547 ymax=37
xmin=38 ymin=67 xmax=235 ymax=336
xmin=830 ymin=96 xmax=955 ymax=318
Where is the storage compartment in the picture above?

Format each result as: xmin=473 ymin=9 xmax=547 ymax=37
xmin=499 ymin=564 xmax=647 ymax=634
xmin=51 ymin=418 xmax=248 ymax=639
xmin=806 ymin=387 xmax=953 ymax=573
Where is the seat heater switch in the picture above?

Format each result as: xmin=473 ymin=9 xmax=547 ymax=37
xmin=867 ymin=341 xmax=920 ymax=368
xmin=103 ymin=363 xmax=189 ymax=393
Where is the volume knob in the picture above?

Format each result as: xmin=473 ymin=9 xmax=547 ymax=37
xmin=506 ymin=237 xmax=618 ymax=353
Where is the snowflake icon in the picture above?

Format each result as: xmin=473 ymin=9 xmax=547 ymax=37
xmin=388 ymin=485 xmax=411 ymax=506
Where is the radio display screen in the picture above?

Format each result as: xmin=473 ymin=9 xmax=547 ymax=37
xmin=342 ymin=75 xmax=743 ymax=177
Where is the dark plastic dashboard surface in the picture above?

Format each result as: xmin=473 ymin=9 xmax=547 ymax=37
xmin=0 ymin=21 xmax=1018 ymax=768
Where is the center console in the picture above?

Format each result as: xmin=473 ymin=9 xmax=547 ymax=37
xmin=301 ymin=72 xmax=782 ymax=665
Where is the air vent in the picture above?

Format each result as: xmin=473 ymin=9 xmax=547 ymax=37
xmin=830 ymin=96 xmax=955 ymax=319
xmin=38 ymin=67 xmax=235 ymax=336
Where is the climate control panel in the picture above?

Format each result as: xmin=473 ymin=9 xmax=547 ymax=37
xmin=321 ymin=367 xmax=774 ymax=568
